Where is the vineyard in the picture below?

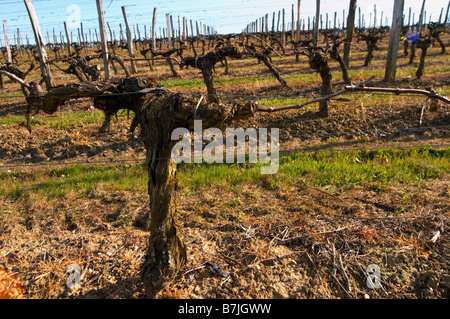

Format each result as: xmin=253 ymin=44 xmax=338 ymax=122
xmin=0 ymin=0 xmax=450 ymax=300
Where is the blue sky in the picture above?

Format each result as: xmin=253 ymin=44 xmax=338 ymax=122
xmin=0 ymin=0 xmax=447 ymax=45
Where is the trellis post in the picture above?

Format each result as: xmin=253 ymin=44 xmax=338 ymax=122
xmin=96 ymin=0 xmax=110 ymax=80
xmin=384 ymin=0 xmax=404 ymax=83
xmin=296 ymin=0 xmax=301 ymax=40
xmin=313 ymin=0 xmax=320 ymax=45
xmin=121 ymin=6 xmax=137 ymax=73
xmin=2 ymin=20 xmax=12 ymax=64
xmin=63 ymin=22 xmax=71 ymax=55
xmin=152 ymin=8 xmax=157 ymax=50
xmin=23 ymin=0 xmax=55 ymax=88
xmin=166 ymin=14 xmax=172 ymax=49
xmin=343 ymin=0 xmax=357 ymax=68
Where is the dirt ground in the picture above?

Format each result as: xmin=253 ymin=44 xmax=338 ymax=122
xmin=0 ymin=34 xmax=449 ymax=299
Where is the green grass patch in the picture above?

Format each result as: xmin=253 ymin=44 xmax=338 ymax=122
xmin=45 ymin=111 xmax=106 ymax=129
xmin=160 ymin=78 xmax=206 ymax=88
xmin=0 ymin=91 xmax=25 ymax=98
xmin=2 ymin=147 xmax=448 ymax=202
xmin=0 ymin=115 xmax=28 ymax=125
xmin=0 ymin=110 xmax=108 ymax=128
xmin=257 ymin=97 xmax=314 ymax=109
xmin=178 ymin=147 xmax=449 ymax=192
xmin=2 ymin=163 xmax=147 ymax=201
xmin=278 ymin=147 xmax=449 ymax=190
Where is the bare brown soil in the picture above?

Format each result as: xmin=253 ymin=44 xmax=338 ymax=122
xmin=0 ymin=33 xmax=449 ymax=299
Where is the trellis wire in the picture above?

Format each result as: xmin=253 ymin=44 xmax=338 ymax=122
xmin=0 ymin=89 xmax=448 ymax=101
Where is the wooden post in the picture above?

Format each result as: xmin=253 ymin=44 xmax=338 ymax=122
xmin=80 ymin=22 xmax=88 ymax=55
xmin=334 ymin=11 xmax=337 ymax=30
xmin=107 ymin=22 xmax=113 ymax=42
xmin=0 ymin=21 xmax=7 ymax=89
xmin=133 ymin=25 xmax=137 ymax=50
xmin=121 ymin=6 xmax=137 ymax=73
xmin=2 ymin=21 xmax=12 ymax=64
xmin=177 ymin=16 xmax=181 ymax=41
xmin=95 ymin=29 xmax=99 ymax=47
xmin=136 ymin=24 xmax=141 ymax=46
xmin=170 ymin=15 xmax=175 ymax=44
xmin=272 ymin=12 xmax=275 ymax=32
xmin=291 ymin=5 xmax=295 ymax=40
xmin=265 ymin=14 xmax=269 ymax=36
xmin=342 ymin=10 xmax=346 ymax=30
xmin=384 ymin=0 xmax=404 ymax=83
xmin=23 ymin=0 xmax=54 ymax=88
xmin=358 ymin=7 xmax=361 ymax=30
xmin=445 ymin=1 xmax=450 ymax=26
xmin=17 ymin=28 xmax=23 ymax=58
xmin=166 ymin=14 xmax=172 ymax=49
xmin=407 ymin=7 xmax=412 ymax=27
xmin=137 ymin=24 xmax=141 ymax=43
xmin=106 ymin=22 xmax=119 ymax=75
xmin=152 ymin=8 xmax=157 ymax=50
xmin=119 ymin=24 xmax=124 ymax=42
xmin=282 ymin=9 xmax=286 ymax=47
xmin=314 ymin=0 xmax=320 ymax=45
xmin=373 ymin=4 xmax=377 ymax=28
xmin=64 ymin=22 xmax=71 ymax=55
xmin=296 ymin=0 xmax=301 ymax=40
xmin=418 ymin=0 xmax=426 ymax=33
xmin=96 ymin=0 xmax=109 ymax=80
xmin=277 ymin=11 xmax=280 ymax=32
xmin=343 ymin=0 xmax=357 ymax=68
